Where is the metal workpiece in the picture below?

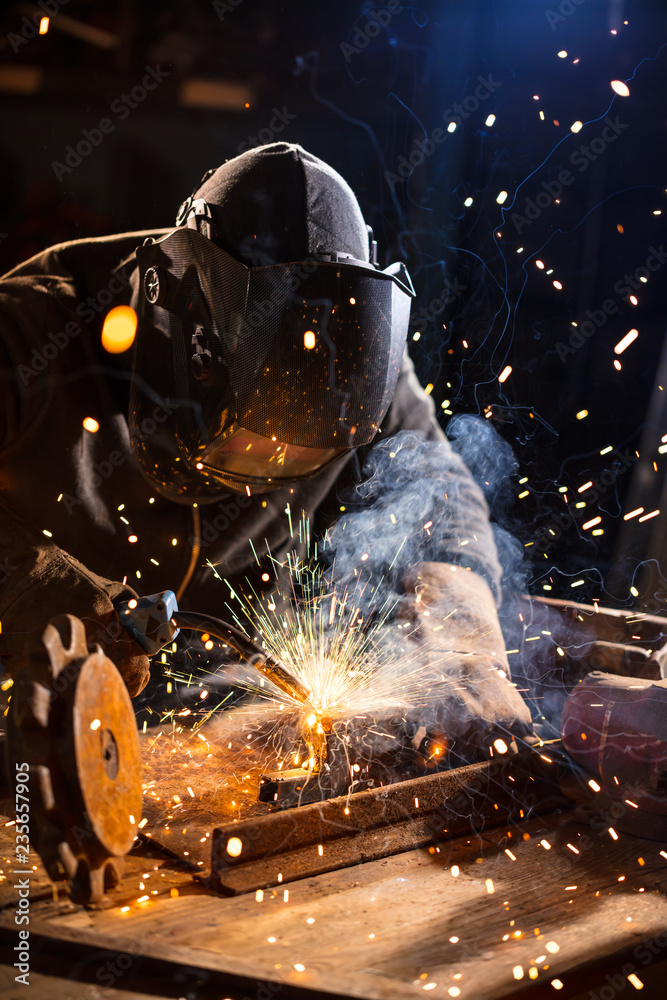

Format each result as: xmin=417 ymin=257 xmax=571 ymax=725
xmin=258 ymin=710 xmax=417 ymax=807
xmin=300 ymin=709 xmax=332 ymax=774
xmin=258 ymin=710 xmax=525 ymax=809
xmin=208 ymin=746 xmax=568 ymax=895
xmin=258 ymin=768 xmax=336 ymax=808
xmin=5 ymin=615 xmax=142 ymax=905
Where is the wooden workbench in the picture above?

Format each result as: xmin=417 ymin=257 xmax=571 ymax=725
xmin=1 ymin=595 xmax=665 ymax=998
xmin=0 ymin=806 xmax=665 ymax=1000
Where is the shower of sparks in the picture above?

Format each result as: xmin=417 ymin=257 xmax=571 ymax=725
xmin=67 ymin=30 xmax=667 ymax=1000
xmin=140 ymin=505 xmax=505 ymax=835
xmin=194 ymin=523 xmax=495 ymax=748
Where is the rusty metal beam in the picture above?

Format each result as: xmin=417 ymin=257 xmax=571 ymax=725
xmin=204 ymin=745 xmax=568 ymax=895
xmin=526 ymin=595 xmax=667 ymax=647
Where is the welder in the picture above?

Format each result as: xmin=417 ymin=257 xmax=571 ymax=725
xmin=0 ymin=142 xmax=532 ymax=750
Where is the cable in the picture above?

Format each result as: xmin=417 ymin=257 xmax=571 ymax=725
xmin=176 ymin=505 xmax=201 ymax=603
xmin=172 ymin=610 xmax=311 ymax=704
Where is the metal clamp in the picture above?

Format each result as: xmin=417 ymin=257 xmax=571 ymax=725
xmin=114 ymin=590 xmax=180 ymax=655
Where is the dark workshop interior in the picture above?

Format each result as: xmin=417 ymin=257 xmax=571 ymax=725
xmin=0 ymin=1 xmax=666 ymax=999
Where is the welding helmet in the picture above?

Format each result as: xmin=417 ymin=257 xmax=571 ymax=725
xmin=129 ymin=143 xmax=415 ymax=502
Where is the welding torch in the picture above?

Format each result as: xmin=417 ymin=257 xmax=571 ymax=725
xmin=114 ymin=590 xmax=311 ymax=705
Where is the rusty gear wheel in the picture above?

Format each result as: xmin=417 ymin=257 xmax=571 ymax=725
xmin=6 ymin=615 xmax=142 ymax=904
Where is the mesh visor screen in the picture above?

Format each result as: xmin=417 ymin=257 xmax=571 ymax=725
xmin=227 ymin=264 xmax=410 ymax=449
xmin=132 ymin=229 xmax=413 ymax=497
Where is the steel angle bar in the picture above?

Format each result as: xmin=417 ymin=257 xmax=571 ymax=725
xmin=204 ymin=745 xmax=568 ymax=895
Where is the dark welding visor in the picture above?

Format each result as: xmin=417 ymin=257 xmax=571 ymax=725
xmin=130 ymin=227 xmax=414 ymax=501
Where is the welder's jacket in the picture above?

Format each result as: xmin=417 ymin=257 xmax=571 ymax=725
xmin=0 ymin=231 xmax=502 ymax=666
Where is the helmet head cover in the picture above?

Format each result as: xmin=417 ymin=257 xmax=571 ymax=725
xmin=130 ymin=142 xmax=414 ymax=501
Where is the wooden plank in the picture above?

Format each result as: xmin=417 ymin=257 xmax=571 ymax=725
xmin=1 ymin=811 xmax=665 ymax=1000
xmin=0 ymin=960 xmax=168 ymax=1000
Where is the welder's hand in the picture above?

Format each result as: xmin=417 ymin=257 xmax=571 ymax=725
xmin=82 ymin=608 xmax=151 ymax=699
xmin=398 ymin=562 xmax=534 ymax=759
xmin=647 ymin=641 xmax=667 ymax=680
xmin=0 ymin=538 xmax=150 ymax=698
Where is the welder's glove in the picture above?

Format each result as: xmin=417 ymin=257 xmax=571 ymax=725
xmin=647 ymin=641 xmax=667 ymax=680
xmin=0 ymin=534 xmax=150 ymax=697
xmin=398 ymin=561 xmax=534 ymax=762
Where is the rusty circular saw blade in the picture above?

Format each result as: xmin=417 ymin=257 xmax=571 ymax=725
xmin=71 ymin=651 xmax=143 ymax=857
xmin=6 ymin=614 xmax=141 ymax=904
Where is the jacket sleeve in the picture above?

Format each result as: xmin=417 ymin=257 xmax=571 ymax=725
xmin=0 ymin=251 xmax=139 ymax=670
xmin=0 ymin=498 xmax=140 ymax=666
xmin=374 ymin=349 xmax=504 ymax=603
xmin=0 ymin=253 xmax=69 ymax=447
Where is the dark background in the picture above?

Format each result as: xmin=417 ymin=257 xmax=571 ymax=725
xmin=1 ymin=0 xmax=666 ymax=611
